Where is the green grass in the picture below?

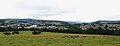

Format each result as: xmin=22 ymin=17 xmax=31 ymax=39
xmin=0 ymin=31 xmax=120 ymax=46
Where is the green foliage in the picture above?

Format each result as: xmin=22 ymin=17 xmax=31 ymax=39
xmin=32 ymin=31 xmax=41 ymax=35
xmin=3 ymin=32 xmax=11 ymax=35
xmin=0 ymin=25 xmax=120 ymax=35
xmin=12 ymin=31 xmax=19 ymax=35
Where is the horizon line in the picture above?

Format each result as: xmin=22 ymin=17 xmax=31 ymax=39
xmin=0 ymin=18 xmax=120 ymax=22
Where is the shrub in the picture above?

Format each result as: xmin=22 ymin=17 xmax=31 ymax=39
xmin=12 ymin=31 xmax=19 ymax=35
xmin=14 ymin=31 xmax=19 ymax=34
xmin=36 ymin=31 xmax=41 ymax=34
xmin=32 ymin=31 xmax=41 ymax=35
xmin=12 ymin=32 xmax=14 ymax=35
xmin=32 ymin=31 xmax=37 ymax=35
xmin=3 ymin=32 xmax=11 ymax=35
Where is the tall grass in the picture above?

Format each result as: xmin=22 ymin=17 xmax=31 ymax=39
xmin=0 ymin=31 xmax=120 ymax=46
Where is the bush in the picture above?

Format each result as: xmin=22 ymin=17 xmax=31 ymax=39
xmin=32 ymin=31 xmax=37 ymax=35
xmin=3 ymin=32 xmax=11 ymax=35
xmin=12 ymin=32 xmax=14 ymax=35
xmin=36 ymin=31 xmax=41 ymax=34
xmin=32 ymin=31 xmax=41 ymax=35
xmin=14 ymin=31 xmax=19 ymax=34
xmin=12 ymin=31 xmax=19 ymax=35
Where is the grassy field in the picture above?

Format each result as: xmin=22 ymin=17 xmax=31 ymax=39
xmin=0 ymin=31 xmax=120 ymax=46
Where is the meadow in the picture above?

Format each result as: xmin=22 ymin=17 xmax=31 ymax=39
xmin=0 ymin=31 xmax=120 ymax=46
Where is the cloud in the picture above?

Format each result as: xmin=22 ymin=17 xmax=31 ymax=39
xmin=0 ymin=0 xmax=120 ymax=22
xmin=16 ymin=2 xmax=78 ymax=18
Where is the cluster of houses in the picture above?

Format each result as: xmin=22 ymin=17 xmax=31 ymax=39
xmin=1 ymin=19 xmax=120 ymax=31
xmin=80 ymin=23 xmax=120 ymax=30
xmin=0 ymin=19 xmax=66 ymax=29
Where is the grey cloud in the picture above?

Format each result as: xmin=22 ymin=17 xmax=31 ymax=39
xmin=16 ymin=2 xmax=77 ymax=18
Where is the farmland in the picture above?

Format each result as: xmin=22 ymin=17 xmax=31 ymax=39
xmin=0 ymin=31 xmax=120 ymax=46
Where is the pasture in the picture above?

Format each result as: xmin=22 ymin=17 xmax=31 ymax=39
xmin=0 ymin=31 xmax=120 ymax=46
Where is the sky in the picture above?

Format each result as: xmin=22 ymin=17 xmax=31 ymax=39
xmin=0 ymin=0 xmax=120 ymax=22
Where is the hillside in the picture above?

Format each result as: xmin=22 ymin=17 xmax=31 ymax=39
xmin=0 ymin=19 xmax=69 ymax=27
xmin=93 ymin=20 xmax=120 ymax=24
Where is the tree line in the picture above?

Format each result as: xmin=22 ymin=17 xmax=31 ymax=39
xmin=0 ymin=27 xmax=120 ymax=35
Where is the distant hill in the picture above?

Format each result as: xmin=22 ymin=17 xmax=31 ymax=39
xmin=0 ymin=18 xmax=120 ymax=25
xmin=0 ymin=19 xmax=69 ymax=26
xmin=93 ymin=20 xmax=120 ymax=24
xmin=65 ymin=21 xmax=85 ymax=24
